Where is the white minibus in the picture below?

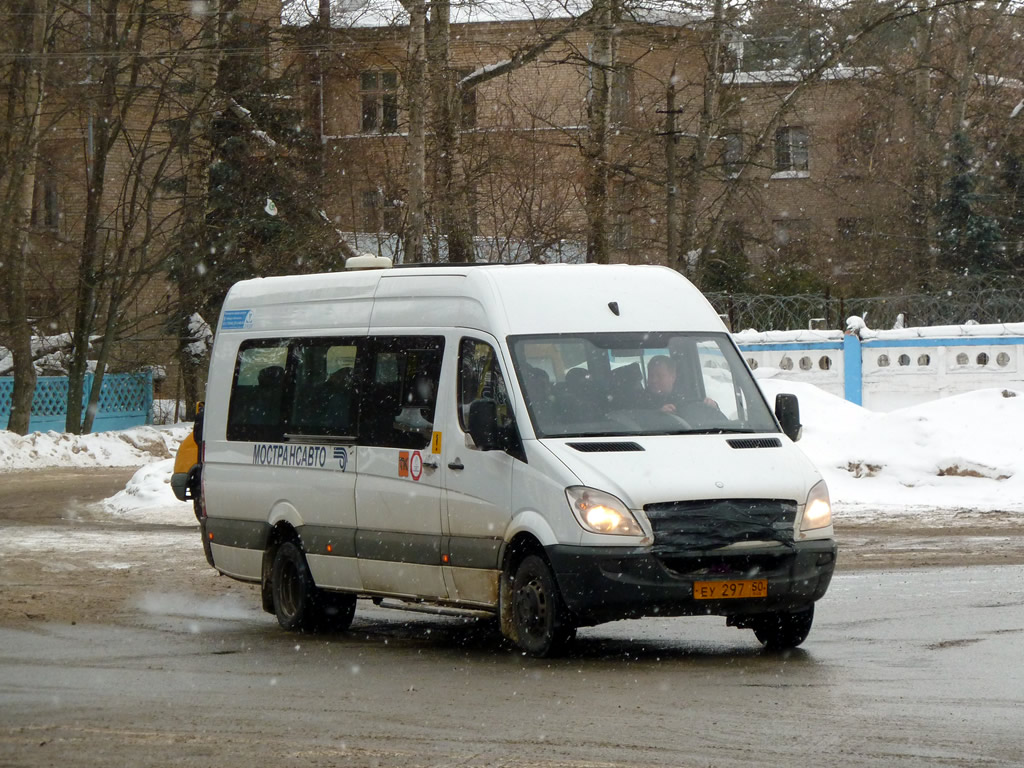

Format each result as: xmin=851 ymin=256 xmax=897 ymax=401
xmin=191 ymin=263 xmax=836 ymax=656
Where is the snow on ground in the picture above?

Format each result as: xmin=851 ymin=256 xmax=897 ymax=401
xmin=756 ymin=379 xmax=1024 ymax=522
xmin=102 ymin=458 xmax=197 ymax=525
xmin=0 ymin=424 xmax=191 ymax=471
xmin=1 ymin=385 xmax=1023 ymax=526
xmin=0 ymin=424 xmax=197 ymax=526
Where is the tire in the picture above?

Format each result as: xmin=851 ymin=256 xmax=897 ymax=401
xmin=315 ymin=590 xmax=357 ymax=632
xmin=510 ymin=554 xmax=575 ymax=657
xmin=198 ymin=515 xmax=214 ymax=568
xmin=751 ymin=605 xmax=814 ymax=650
xmin=271 ymin=541 xmax=356 ymax=633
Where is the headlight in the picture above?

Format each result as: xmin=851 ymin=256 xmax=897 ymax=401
xmin=566 ymin=486 xmax=645 ymax=536
xmin=801 ymin=480 xmax=832 ymax=532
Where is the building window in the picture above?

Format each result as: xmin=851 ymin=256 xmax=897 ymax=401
xmin=838 ymin=217 xmax=874 ymax=242
xmin=773 ymin=218 xmax=811 ymax=254
xmin=167 ymin=118 xmax=190 ymax=154
xmin=456 ymin=69 xmax=477 ymax=128
xmin=362 ymin=189 xmax=400 ymax=232
xmin=31 ymin=161 xmax=59 ymax=231
xmin=585 ymin=51 xmax=632 ymax=125
xmin=723 ymin=132 xmax=743 ymax=176
xmin=611 ymin=185 xmax=633 ymax=250
xmin=610 ymin=67 xmax=632 ymax=124
xmin=774 ymin=126 xmax=809 ymax=173
xmin=360 ymin=71 xmax=398 ymax=133
xmin=838 ymin=121 xmax=878 ymax=173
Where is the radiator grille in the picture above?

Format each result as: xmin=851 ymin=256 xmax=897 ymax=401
xmin=643 ymin=498 xmax=797 ymax=552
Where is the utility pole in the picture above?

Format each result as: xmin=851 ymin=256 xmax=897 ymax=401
xmin=663 ymin=65 xmax=679 ymax=269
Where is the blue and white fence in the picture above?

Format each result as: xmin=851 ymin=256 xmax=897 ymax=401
xmin=0 ymin=371 xmax=154 ymax=433
xmin=735 ymin=323 xmax=1024 ymax=411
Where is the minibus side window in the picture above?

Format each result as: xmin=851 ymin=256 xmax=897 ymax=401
xmin=458 ymin=338 xmax=514 ymax=432
xmin=361 ymin=336 xmax=444 ymax=449
xmin=288 ymin=338 xmax=363 ymax=438
xmin=227 ymin=341 xmax=289 ymax=442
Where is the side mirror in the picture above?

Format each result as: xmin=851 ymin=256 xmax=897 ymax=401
xmin=468 ymin=399 xmax=501 ymax=451
xmin=775 ymin=393 xmax=802 ymax=442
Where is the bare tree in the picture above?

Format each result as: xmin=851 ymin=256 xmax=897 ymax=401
xmin=63 ymin=0 xmax=215 ymax=432
xmin=0 ymin=0 xmax=57 ymax=434
xmin=170 ymin=0 xmax=224 ymax=417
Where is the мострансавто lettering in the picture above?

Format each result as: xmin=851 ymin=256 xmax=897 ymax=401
xmin=252 ymin=443 xmax=328 ymax=468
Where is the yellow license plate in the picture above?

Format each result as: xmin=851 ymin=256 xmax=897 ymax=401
xmin=693 ymin=579 xmax=768 ymax=600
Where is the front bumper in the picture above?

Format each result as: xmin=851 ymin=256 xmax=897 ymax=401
xmin=545 ymin=539 xmax=837 ymax=626
xmin=170 ymin=472 xmax=190 ymax=502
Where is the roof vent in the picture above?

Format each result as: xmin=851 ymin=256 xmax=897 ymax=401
xmin=345 ymin=254 xmax=393 ymax=270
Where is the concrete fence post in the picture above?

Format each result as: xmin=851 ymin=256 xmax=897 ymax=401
xmin=843 ymin=333 xmax=863 ymax=405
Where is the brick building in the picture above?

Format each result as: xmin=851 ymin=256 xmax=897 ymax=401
xmin=8 ymin=0 xmax=1018 ymax=401
xmin=302 ymin=3 xmax=708 ymax=264
xmin=4 ymin=0 xmax=282 ymax=389
xmin=302 ymin=4 xmax=1020 ymax=294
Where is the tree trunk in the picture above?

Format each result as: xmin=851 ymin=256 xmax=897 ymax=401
xmin=403 ymin=1 xmax=427 ymax=263
xmin=5 ymin=241 xmax=38 ymax=435
xmin=679 ymin=0 xmax=723 ymax=279
xmin=1 ymin=0 xmax=49 ymax=434
xmin=428 ymin=0 xmax=473 ymax=263
xmin=664 ymin=64 xmax=679 ymax=269
xmin=907 ymin=4 xmax=939 ymax=289
xmin=584 ymin=0 xmax=615 ymax=264
xmin=66 ymin=41 xmax=117 ymax=432
xmin=176 ymin=0 xmax=222 ymax=411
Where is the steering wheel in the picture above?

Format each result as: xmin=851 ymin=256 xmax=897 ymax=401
xmin=677 ymin=400 xmax=729 ymax=428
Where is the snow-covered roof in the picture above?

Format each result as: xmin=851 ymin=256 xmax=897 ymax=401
xmin=723 ymin=66 xmax=881 ymax=86
xmin=286 ymin=0 xmax=699 ymax=30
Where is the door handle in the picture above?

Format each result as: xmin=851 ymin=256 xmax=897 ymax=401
xmin=447 ymin=459 xmax=465 ymax=470
xmin=423 ymin=460 xmax=439 ymax=471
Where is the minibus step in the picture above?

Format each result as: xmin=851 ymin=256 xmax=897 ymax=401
xmin=372 ymin=599 xmax=495 ymax=620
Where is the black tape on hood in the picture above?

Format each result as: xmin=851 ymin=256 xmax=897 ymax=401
xmin=645 ymin=499 xmax=798 ymax=553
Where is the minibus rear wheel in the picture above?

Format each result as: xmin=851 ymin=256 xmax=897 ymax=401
xmin=271 ymin=541 xmax=355 ymax=633
xmin=751 ymin=605 xmax=814 ymax=650
xmin=510 ymin=555 xmax=575 ymax=657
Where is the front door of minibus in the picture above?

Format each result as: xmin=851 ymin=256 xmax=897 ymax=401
xmin=442 ymin=334 xmax=517 ymax=607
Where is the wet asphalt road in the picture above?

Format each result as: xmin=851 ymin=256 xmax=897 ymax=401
xmin=0 ymin=469 xmax=1022 ymax=766
xmin=1 ymin=563 xmax=1022 ymax=768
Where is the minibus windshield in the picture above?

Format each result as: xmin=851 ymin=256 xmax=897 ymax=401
xmin=509 ymin=332 xmax=778 ymax=438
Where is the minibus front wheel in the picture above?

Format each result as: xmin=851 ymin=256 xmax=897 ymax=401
xmin=271 ymin=541 xmax=356 ymax=633
xmin=748 ymin=605 xmax=814 ymax=650
xmin=509 ymin=555 xmax=576 ymax=657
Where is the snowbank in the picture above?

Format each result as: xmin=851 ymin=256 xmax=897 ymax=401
xmin=3 ymin=383 xmax=1023 ymax=525
xmin=757 ymin=379 xmax=1024 ymax=520
xmin=0 ymin=425 xmax=191 ymax=471
xmin=102 ymin=458 xmax=197 ymax=525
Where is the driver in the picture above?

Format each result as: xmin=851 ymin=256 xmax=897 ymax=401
xmin=645 ymin=355 xmax=718 ymax=414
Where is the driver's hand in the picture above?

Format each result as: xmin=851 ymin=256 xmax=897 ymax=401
xmin=660 ymin=403 xmax=676 ymax=413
